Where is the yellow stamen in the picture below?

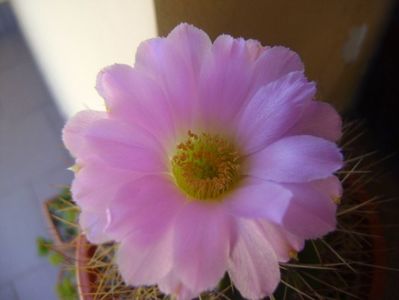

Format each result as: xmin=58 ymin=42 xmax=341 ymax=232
xmin=289 ymin=250 xmax=298 ymax=260
xmin=332 ymin=196 xmax=341 ymax=205
xmin=171 ymin=131 xmax=241 ymax=201
xmin=68 ymin=164 xmax=82 ymax=173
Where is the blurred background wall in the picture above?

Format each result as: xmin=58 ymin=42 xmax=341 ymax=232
xmin=11 ymin=0 xmax=157 ymax=117
xmin=155 ymin=0 xmax=394 ymax=112
xmin=10 ymin=0 xmax=395 ymax=117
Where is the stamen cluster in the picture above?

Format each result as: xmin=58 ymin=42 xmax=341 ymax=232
xmin=172 ymin=131 xmax=240 ymax=200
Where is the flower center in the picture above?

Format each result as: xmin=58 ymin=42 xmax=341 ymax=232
xmin=171 ymin=131 xmax=241 ymax=200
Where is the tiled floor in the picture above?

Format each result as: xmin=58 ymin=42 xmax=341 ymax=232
xmin=0 ymin=7 xmax=73 ymax=300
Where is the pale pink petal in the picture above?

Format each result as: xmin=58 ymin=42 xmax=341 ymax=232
xmin=158 ymin=271 xmax=196 ymax=300
xmin=174 ymin=289 xmax=196 ymax=300
xmin=199 ymin=43 xmax=303 ymax=129
xmin=79 ymin=208 xmax=111 ymax=244
xmin=279 ymin=182 xmax=337 ymax=239
xmin=228 ymin=218 xmax=280 ymax=299
xmin=284 ymin=182 xmax=337 ymax=222
xmin=158 ymin=271 xmax=181 ymax=296
xmin=135 ymin=24 xmax=211 ymax=129
xmin=311 ymin=176 xmax=342 ymax=199
xmin=71 ymin=160 xmax=138 ymax=243
xmin=135 ymin=39 xmax=194 ymax=130
xmin=106 ymin=175 xmax=181 ymax=244
xmin=235 ymin=71 xmax=315 ymax=153
xmin=256 ymin=220 xmax=304 ymax=262
xmin=250 ymin=46 xmax=304 ymax=95
xmin=198 ymin=35 xmax=259 ymax=128
xmin=136 ymin=23 xmax=211 ymax=79
xmin=84 ymin=118 xmax=166 ymax=172
xmin=225 ymin=178 xmax=292 ymax=224
xmin=71 ymin=159 xmax=137 ymax=210
xmin=173 ymin=202 xmax=232 ymax=293
xmin=62 ymin=110 xmax=106 ymax=158
xmin=247 ymin=135 xmax=343 ymax=183
xmin=245 ymin=39 xmax=267 ymax=61
xmin=287 ymin=100 xmax=342 ymax=141
xmin=116 ymin=227 xmax=173 ymax=286
xmin=166 ymin=23 xmax=212 ymax=76
xmin=279 ymin=228 xmax=305 ymax=253
xmin=96 ymin=64 xmax=175 ymax=142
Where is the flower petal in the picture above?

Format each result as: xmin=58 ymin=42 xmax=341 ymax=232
xmin=71 ymin=159 xmax=137 ymax=209
xmin=173 ymin=202 xmax=232 ymax=293
xmin=84 ymin=118 xmax=166 ymax=172
xmin=256 ymin=220 xmax=304 ymax=262
xmin=106 ymin=175 xmax=181 ymax=243
xmin=311 ymin=176 xmax=342 ymax=199
xmin=251 ymin=46 xmax=304 ymax=92
xmin=79 ymin=208 xmax=111 ymax=244
xmin=135 ymin=24 xmax=212 ymax=130
xmin=96 ymin=64 xmax=175 ymax=142
xmin=236 ymin=71 xmax=315 ymax=153
xmin=247 ymin=135 xmax=343 ymax=183
xmin=198 ymin=35 xmax=260 ymax=128
xmin=279 ymin=181 xmax=338 ymax=239
xmin=158 ymin=271 xmax=196 ymax=300
xmin=116 ymin=226 xmax=173 ymax=286
xmin=287 ymin=100 xmax=342 ymax=141
xmin=62 ymin=110 xmax=106 ymax=158
xmin=246 ymin=39 xmax=267 ymax=61
xmin=166 ymin=23 xmax=212 ymax=76
xmin=225 ymin=178 xmax=292 ymax=224
xmin=72 ymin=160 xmax=139 ymax=243
xmin=228 ymin=218 xmax=280 ymax=299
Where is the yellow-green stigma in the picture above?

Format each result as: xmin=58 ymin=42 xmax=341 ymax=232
xmin=171 ymin=131 xmax=241 ymax=201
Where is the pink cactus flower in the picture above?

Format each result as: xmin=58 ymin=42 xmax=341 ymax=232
xmin=63 ymin=23 xmax=343 ymax=300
